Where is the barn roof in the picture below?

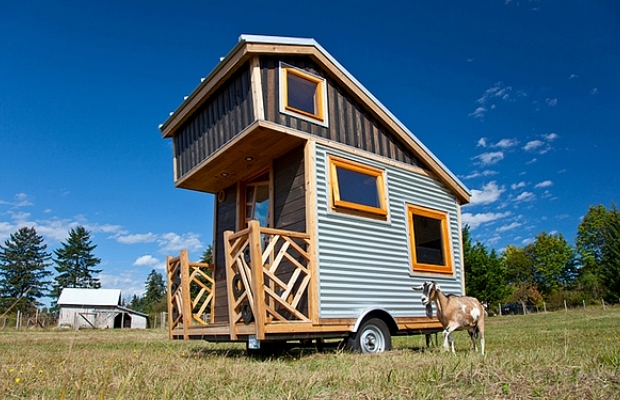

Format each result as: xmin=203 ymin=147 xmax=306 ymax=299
xmin=57 ymin=288 xmax=122 ymax=307
xmin=159 ymin=34 xmax=470 ymax=204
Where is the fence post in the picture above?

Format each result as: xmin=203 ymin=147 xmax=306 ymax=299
xmin=543 ymin=302 xmax=547 ymax=313
xmin=564 ymin=300 xmax=567 ymax=312
xmin=601 ymin=299 xmax=606 ymax=310
xmin=583 ymin=300 xmax=586 ymax=311
xmin=498 ymin=303 xmax=502 ymax=316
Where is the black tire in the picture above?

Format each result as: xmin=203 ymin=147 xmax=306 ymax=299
xmin=240 ymin=301 xmax=253 ymax=325
xmin=232 ymin=273 xmax=245 ymax=298
xmin=347 ymin=318 xmax=391 ymax=354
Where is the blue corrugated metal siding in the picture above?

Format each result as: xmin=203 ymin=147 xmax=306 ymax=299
xmin=314 ymin=144 xmax=463 ymax=319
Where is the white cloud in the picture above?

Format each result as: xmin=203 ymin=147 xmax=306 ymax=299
xmin=115 ymin=232 xmax=158 ymax=244
xmin=157 ymin=232 xmax=203 ymax=254
xmin=534 ymin=180 xmax=553 ymax=188
xmin=543 ymin=133 xmax=558 ymax=141
xmin=523 ymin=140 xmax=544 ymax=152
xmin=468 ymin=181 xmax=506 ymax=206
xmin=545 ymin=98 xmax=558 ymax=107
xmin=569 ymin=74 xmax=578 ymax=79
xmin=493 ymin=138 xmax=519 ymax=149
xmin=515 ymin=191 xmax=535 ymax=202
xmin=473 ymin=151 xmax=504 ymax=166
xmin=496 ymin=222 xmax=522 ymax=232
xmin=469 ymin=106 xmax=487 ymax=119
xmin=133 ymin=255 xmax=159 ymax=266
xmin=511 ymin=181 xmax=526 ymax=190
xmin=99 ymin=271 xmax=145 ymax=298
xmin=460 ymin=170 xmax=498 ymax=180
xmin=591 ymin=88 xmax=598 ymax=95
xmin=462 ymin=211 xmax=511 ymax=230
xmin=477 ymin=137 xmax=488 ymax=147
xmin=526 ymin=158 xmax=538 ymax=165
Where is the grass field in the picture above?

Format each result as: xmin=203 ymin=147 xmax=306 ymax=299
xmin=1 ymin=307 xmax=619 ymax=399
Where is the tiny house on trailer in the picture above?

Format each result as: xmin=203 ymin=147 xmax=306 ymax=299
xmin=162 ymin=35 xmax=471 ymax=353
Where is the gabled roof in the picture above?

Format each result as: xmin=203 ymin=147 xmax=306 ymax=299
xmin=57 ymin=288 xmax=121 ymax=307
xmin=160 ymin=34 xmax=470 ymax=204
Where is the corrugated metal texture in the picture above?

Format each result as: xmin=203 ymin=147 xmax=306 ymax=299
xmin=314 ymin=144 xmax=463 ymax=319
xmin=174 ymin=62 xmax=253 ymax=179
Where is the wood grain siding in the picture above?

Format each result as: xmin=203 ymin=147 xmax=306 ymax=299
xmin=173 ymin=62 xmax=253 ymax=180
xmin=213 ymin=184 xmax=237 ymax=323
xmin=272 ymin=146 xmax=309 ymax=317
xmin=260 ymin=55 xmax=426 ymax=169
xmin=273 ymin=145 xmax=306 ymax=232
xmin=313 ymin=144 xmax=463 ymax=319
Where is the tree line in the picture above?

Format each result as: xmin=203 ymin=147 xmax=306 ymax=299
xmin=2 ymin=203 xmax=618 ymax=318
xmin=0 ymin=226 xmax=167 ymax=318
xmin=464 ymin=204 xmax=620 ymax=310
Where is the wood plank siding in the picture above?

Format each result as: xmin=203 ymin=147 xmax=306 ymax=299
xmin=260 ymin=56 xmax=426 ymax=170
xmin=173 ymin=62 xmax=254 ymax=180
xmin=213 ymin=184 xmax=237 ymax=323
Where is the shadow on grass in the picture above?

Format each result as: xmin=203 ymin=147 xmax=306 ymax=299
xmin=186 ymin=339 xmax=433 ymax=361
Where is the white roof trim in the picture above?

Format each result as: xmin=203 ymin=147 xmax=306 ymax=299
xmin=57 ymin=288 xmax=121 ymax=307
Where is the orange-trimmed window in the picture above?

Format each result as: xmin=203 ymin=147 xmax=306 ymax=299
xmin=329 ymin=156 xmax=387 ymax=218
xmin=280 ymin=63 xmax=327 ymax=126
xmin=407 ymin=204 xmax=453 ymax=274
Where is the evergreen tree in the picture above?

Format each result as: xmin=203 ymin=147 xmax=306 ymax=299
xmin=600 ymin=207 xmax=620 ymax=303
xmin=0 ymin=227 xmax=52 ymax=312
xmin=51 ymin=226 xmax=102 ymax=304
xmin=142 ymin=269 xmax=166 ymax=314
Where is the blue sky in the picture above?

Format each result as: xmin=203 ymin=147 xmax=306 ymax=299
xmin=1 ymin=1 xmax=619 ymax=301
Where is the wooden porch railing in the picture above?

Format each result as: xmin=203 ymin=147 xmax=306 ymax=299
xmin=166 ymin=250 xmax=215 ymax=340
xmin=225 ymin=220 xmax=312 ymax=340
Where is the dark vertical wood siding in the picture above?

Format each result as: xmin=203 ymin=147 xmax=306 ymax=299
xmin=213 ymin=184 xmax=237 ymax=323
xmin=272 ymin=146 xmax=308 ymax=317
xmin=260 ymin=56 xmax=425 ymax=169
xmin=273 ymin=146 xmax=306 ymax=232
xmin=173 ymin=62 xmax=253 ymax=179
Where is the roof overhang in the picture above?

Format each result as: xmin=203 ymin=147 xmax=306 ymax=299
xmin=160 ymin=34 xmax=471 ymax=204
xmin=174 ymin=120 xmax=307 ymax=193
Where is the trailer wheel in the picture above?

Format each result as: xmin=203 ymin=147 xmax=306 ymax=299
xmin=232 ymin=273 xmax=245 ymax=298
xmin=241 ymin=301 xmax=253 ymax=325
xmin=347 ymin=318 xmax=391 ymax=354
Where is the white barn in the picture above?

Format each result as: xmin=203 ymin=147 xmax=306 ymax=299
xmin=57 ymin=288 xmax=148 ymax=330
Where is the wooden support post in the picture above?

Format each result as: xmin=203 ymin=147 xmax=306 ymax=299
xmin=224 ymin=230 xmax=238 ymax=341
xmin=166 ymin=256 xmax=174 ymax=339
xmin=180 ymin=250 xmax=192 ymax=340
xmin=249 ymin=220 xmax=266 ymax=340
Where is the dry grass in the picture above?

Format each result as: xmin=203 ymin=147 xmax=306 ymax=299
xmin=1 ymin=307 xmax=619 ymax=399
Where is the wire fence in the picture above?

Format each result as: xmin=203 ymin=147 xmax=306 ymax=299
xmin=489 ymin=299 xmax=618 ymax=316
xmin=1 ymin=311 xmax=169 ymax=330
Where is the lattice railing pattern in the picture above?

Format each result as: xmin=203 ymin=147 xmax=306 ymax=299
xmin=225 ymin=220 xmax=312 ymax=340
xmin=166 ymin=250 xmax=215 ymax=339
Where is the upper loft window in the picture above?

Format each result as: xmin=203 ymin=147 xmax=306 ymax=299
xmin=329 ymin=156 xmax=387 ymax=218
xmin=407 ymin=204 xmax=453 ymax=275
xmin=279 ymin=63 xmax=328 ymax=127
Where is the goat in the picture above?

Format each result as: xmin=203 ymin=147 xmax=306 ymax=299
xmin=412 ymin=281 xmax=485 ymax=355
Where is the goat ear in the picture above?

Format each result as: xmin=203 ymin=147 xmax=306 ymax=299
xmin=412 ymin=285 xmax=424 ymax=291
xmin=425 ymin=303 xmax=433 ymax=318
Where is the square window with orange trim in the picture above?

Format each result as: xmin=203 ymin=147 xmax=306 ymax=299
xmin=407 ymin=204 xmax=454 ymax=274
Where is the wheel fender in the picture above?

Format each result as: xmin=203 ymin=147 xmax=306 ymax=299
xmin=352 ymin=308 xmax=398 ymax=334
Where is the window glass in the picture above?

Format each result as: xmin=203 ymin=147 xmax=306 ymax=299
xmin=329 ymin=157 xmax=387 ymax=218
xmin=336 ymin=167 xmax=380 ymax=208
xmin=287 ymin=73 xmax=317 ymax=116
xmin=408 ymin=205 xmax=453 ymax=274
xmin=412 ymin=214 xmax=445 ymax=265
